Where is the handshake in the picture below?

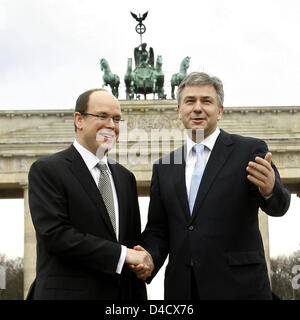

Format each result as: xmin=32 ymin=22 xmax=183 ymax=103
xmin=125 ymin=245 xmax=154 ymax=281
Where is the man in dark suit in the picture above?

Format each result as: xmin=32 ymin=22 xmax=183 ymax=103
xmin=27 ymin=88 xmax=153 ymax=300
xmin=133 ymin=72 xmax=290 ymax=300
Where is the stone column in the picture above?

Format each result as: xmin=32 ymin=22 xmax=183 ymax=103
xmin=23 ymin=184 xmax=36 ymax=299
xmin=258 ymin=210 xmax=271 ymax=281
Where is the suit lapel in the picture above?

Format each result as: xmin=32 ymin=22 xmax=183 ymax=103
xmin=173 ymin=145 xmax=191 ymax=221
xmin=191 ymin=130 xmax=234 ymax=219
xmin=66 ymin=145 xmax=117 ymax=239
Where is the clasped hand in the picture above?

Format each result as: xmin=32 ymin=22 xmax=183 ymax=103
xmin=125 ymin=245 xmax=154 ymax=281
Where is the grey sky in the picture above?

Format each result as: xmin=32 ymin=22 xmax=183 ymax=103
xmin=1 ymin=0 xmax=300 ymax=108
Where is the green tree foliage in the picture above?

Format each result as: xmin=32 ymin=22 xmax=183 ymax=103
xmin=0 ymin=254 xmax=24 ymax=300
xmin=271 ymin=249 xmax=300 ymax=300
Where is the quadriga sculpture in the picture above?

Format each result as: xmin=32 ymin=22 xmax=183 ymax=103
xmin=124 ymin=45 xmax=166 ymax=100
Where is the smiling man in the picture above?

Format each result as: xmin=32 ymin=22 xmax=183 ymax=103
xmin=178 ymin=82 xmax=223 ymax=141
xmin=136 ymin=72 xmax=291 ymax=300
xmin=27 ymin=88 xmax=153 ymax=300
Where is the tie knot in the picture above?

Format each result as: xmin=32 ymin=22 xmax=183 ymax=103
xmin=192 ymin=144 xmax=204 ymax=154
xmin=97 ymin=161 xmax=107 ymax=173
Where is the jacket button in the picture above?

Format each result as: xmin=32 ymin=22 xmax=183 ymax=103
xmin=188 ymin=225 xmax=194 ymax=231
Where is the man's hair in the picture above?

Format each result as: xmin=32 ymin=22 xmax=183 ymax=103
xmin=176 ymin=72 xmax=224 ymax=107
xmin=75 ymin=88 xmax=107 ymax=113
xmin=74 ymin=88 xmax=107 ymax=131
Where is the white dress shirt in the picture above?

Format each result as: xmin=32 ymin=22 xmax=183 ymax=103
xmin=185 ymin=128 xmax=221 ymax=198
xmin=185 ymin=129 xmax=273 ymax=201
xmin=73 ymin=140 xmax=126 ymax=274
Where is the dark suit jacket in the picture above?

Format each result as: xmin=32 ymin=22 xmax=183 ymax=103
xmin=27 ymin=145 xmax=147 ymax=300
xmin=142 ymin=130 xmax=290 ymax=300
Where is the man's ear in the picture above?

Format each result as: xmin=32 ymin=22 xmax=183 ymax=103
xmin=178 ymin=105 xmax=182 ymax=120
xmin=217 ymin=105 xmax=224 ymax=121
xmin=74 ymin=112 xmax=83 ymax=131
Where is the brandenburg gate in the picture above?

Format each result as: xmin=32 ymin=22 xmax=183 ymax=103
xmin=0 ymin=101 xmax=299 ymax=298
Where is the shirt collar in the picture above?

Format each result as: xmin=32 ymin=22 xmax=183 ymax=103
xmin=186 ymin=127 xmax=221 ymax=155
xmin=73 ymin=140 xmax=111 ymax=173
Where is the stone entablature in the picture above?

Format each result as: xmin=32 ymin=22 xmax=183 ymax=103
xmin=1 ymin=103 xmax=299 ymax=194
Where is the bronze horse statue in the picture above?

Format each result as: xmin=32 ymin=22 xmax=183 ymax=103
xmin=100 ymin=58 xmax=120 ymax=98
xmin=124 ymin=58 xmax=135 ymax=100
xmin=171 ymin=56 xmax=190 ymax=99
xmin=153 ymin=55 xmax=166 ymax=99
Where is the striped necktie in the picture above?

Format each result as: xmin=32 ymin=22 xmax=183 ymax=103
xmin=97 ymin=161 xmax=116 ymax=235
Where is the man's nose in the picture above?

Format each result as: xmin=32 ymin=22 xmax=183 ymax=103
xmin=193 ymin=100 xmax=203 ymax=112
xmin=105 ymin=117 xmax=115 ymax=128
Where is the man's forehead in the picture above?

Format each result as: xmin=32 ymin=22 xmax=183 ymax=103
xmin=89 ymin=90 xmax=114 ymax=100
xmin=183 ymin=84 xmax=216 ymax=94
xmin=88 ymin=91 xmax=120 ymax=107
